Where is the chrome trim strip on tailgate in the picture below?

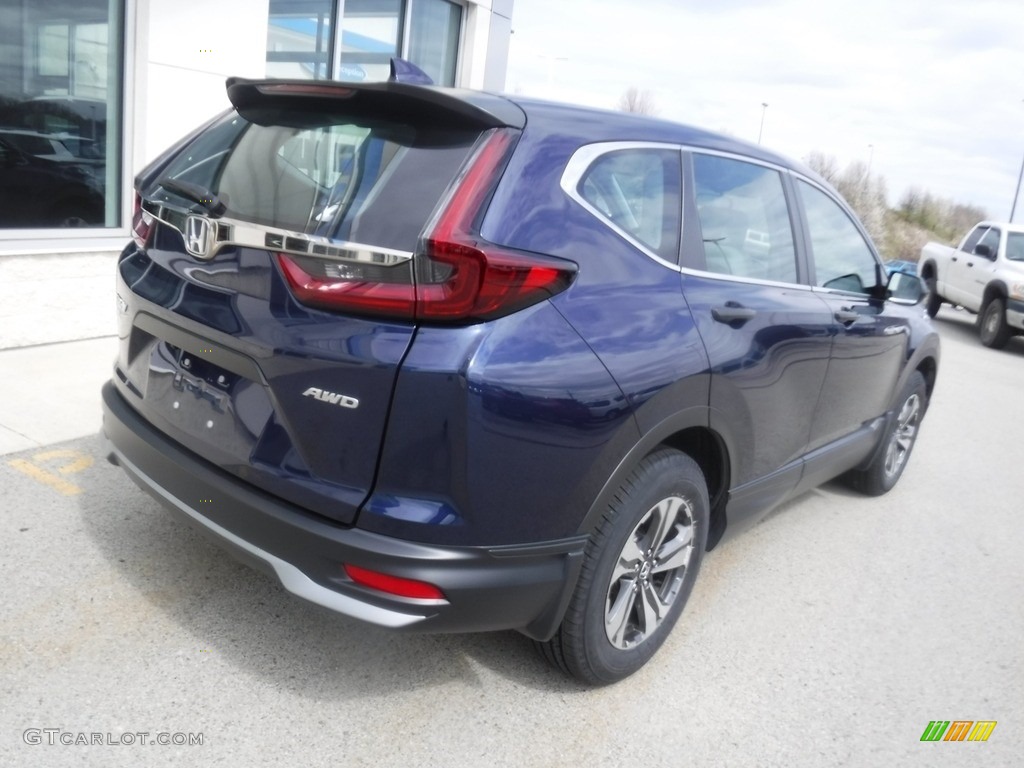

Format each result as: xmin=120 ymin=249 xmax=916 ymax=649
xmin=141 ymin=198 xmax=414 ymax=265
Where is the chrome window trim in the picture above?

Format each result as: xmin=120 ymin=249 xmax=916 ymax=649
xmin=141 ymin=198 xmax=413 ymax=265
xmin=677 ymin=263 xmax=819 ymax=293
xmin=562 ymin=141 xmax=878 ymax=297
xmin=561 ymin=141 xmax=685 ymax=272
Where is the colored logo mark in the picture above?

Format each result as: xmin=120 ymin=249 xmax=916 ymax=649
xmin=920 ymin=720 xmax=997 ymax=742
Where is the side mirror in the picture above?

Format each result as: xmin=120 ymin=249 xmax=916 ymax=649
xmin=887 ymin=270 xmax=925 ymax=305
xmin=974 ymin=243 xmax=993 ymax=259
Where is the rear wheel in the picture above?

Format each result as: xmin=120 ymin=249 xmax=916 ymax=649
xmin=536 ymin=449 xmax=709 ymax=685
xmin=978 ymin=297 xmax=1012 ymax=349
xmin=845 ymin=371 xmax=927 ymax=496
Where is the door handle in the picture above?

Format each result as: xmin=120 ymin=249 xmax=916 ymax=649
xmin=951 ymin=255 xmax=958 ymax=262
xmin=834 ymin=308 xmax=859 ymax=324
xmin=712 ymin=303 xmax=757 ymax=324
xmin=967 ymin=262 xmax=974 ymax=267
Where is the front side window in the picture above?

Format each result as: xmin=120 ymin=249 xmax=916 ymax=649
xmin=692 ymin=154 xmax=797 ymax=283
xmin=961 ymin=225 xmax=987 ymax=254
xmin=0 ymin=0 xmax=122 ymax=230
xmin=976 ymin=226 xmax=1000 ymax=258
xmin=578 ymin=148 xmax=681 ymax=263
xmin=797 ymin=180 xmax=879 ymax=294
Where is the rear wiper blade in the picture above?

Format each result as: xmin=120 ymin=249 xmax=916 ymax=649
xmin=156 ymin=177 xmax=227 ymax=217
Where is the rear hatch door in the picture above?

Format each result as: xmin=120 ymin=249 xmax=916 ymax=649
xmin=116 ymin=79 xmax=524 ymax=524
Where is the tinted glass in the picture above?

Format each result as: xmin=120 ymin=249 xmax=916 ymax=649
xmin=579 ymin=149 xmax=681 ymax=262
xmin=692 ymin=154 xmax=797 ymax=283
xmin=961 ymin=225 xmax=986 ymax=253
xmin=1006 ymin=232 xmax=1024 ymax=261
xmin=977 ymin=226 xmax=1000 ymax=257
xmin=0 ymin=0 xmax=122 ymax=229
xmin=149 ymin=112 xmax=478 ymax=251
xmin=797 ymin=180 xmax=879 ymax=294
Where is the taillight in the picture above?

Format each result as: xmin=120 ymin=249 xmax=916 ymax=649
xmin=276 ymin=128 xmax=576 ymax=323
xmin=277 ymin=254 xmax=417 ymax=319
xmin=343 ymin=564 xmax=447 ymax=601
xmin=131 ymin=192 xmax=153 ymax=248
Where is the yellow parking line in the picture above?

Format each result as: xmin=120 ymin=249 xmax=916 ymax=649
xmin=7 ymin=449 xmax=94 ymax=496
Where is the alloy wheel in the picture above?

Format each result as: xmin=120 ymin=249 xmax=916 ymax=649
xmin=883 ymin=393 xmax=921 ymax=479
xmin=604 ymin=495 xmax=696 ymax=649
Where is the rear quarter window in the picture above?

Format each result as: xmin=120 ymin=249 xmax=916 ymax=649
xmin=578 ymin=148 xmax=681 ymax=262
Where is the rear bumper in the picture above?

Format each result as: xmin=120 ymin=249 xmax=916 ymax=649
xmin=102 ymin=381 xmax=586 ymax=639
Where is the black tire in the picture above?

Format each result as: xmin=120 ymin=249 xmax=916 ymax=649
xmin=845 ymin=371 xmax=927 ymax=496
xmin=924 ymin=277 xmax=941 ymax=318
xmin=978 ymin=297 xmax=1012 ymax=349
xmin=536 ymin=449 xmax=709 ymax=685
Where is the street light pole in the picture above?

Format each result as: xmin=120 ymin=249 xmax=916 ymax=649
xmin=1011 ymin=150 xmax=1024 ymax=223
xmin=1011 ymin=98 xmax=1024 ymax=223
xmin=758 ymin=102 xmax=768 ymax=144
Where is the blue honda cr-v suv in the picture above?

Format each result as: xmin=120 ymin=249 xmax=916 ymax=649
xmin=103 ymin=64 xmax=939 ymax=684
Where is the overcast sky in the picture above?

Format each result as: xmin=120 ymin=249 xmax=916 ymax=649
xmin=504 ymin=0 xmax=1024 ymax=220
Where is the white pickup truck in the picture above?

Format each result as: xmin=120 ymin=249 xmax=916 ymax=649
xmin=919 ymin=221 xmax=1024 ymax=348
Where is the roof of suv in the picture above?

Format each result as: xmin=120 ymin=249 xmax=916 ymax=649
xmin=223 ymin=77 xmax=818 ymax=185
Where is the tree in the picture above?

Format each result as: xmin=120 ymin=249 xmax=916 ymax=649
xmin=618 ymin=86 xmax=658 ymax=116
xmin=804 ymin=151 xmax=840 ymax=186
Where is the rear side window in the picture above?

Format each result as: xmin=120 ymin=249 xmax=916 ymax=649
xmin=578 ymin=148 xmax=681 ymax=262
xmin=148 ymin=112 xmax=479 ymax=252
xmin=1007 ymin=232 xmax=1024 ymax=261
xmin=692 ymin=154 xmax=797 ymax=283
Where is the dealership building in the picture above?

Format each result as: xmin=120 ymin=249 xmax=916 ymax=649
xmin=0 ymin=0 xmax=513 ymax=345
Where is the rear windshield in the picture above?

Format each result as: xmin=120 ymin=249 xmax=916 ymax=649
xmin=146 ymin=111 xmax=479 ymax=251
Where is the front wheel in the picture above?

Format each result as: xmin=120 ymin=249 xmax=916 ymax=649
xmin=978 ymin=297 xmax=1012 ymax=349
xmin=845 ymin=371 xmax=927 ymax=496
xmin=536 ymin=449 xmax=709 ymax=685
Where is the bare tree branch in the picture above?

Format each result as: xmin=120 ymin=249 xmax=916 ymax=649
xmin=618 ymin=86 xmax=658 ymax=115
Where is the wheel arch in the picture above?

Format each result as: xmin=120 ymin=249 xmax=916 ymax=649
xmin=576 ymin=407 xmax=731 ymax=552
xmin=981 ymin=280 xmax=1008 ymax=308
xmin=919 ymin=259 xmax=937 ymax=280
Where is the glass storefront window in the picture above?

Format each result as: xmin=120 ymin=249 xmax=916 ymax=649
xmin=0 ymin=0 xmax=123 ymax=229
xmin=265 ymin=0 xmax=463 ymax=87
xmin=266 ymin=0 xmax=334 ymax=80
xmin=337 ymin=0 xmax=402 ymax=84
xmin=408 ymin=0 xmax=462 ymax=86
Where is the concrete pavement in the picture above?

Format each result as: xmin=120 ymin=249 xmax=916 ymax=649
xmin=0 ymin=336 xmax=118 ymax=455
xmin=0 ymin=250 xmax=119 ymax=454
xmin=0 ymin=309 xmax=1020 ymax=767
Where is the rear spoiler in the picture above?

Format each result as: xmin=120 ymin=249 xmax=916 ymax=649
xmin=225 ymin=77 xmax=526 ymax=131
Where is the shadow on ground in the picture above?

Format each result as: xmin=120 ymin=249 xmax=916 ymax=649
xmin=74 ymin=434 xmax=592 ymax=698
